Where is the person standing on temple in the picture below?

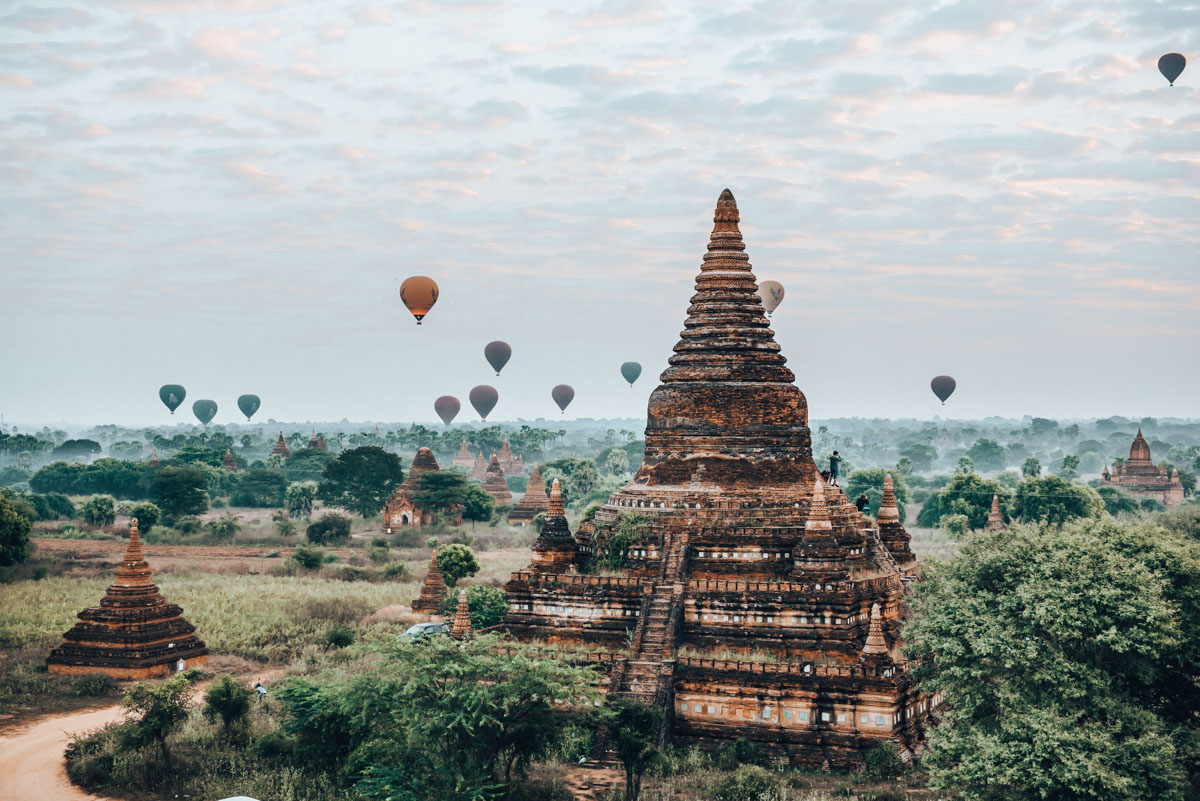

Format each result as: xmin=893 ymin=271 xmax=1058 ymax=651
xmin=855 ymin=493 xmax=869 ymax=512
xmin=829 ymin=451 xmax=842 ymax=488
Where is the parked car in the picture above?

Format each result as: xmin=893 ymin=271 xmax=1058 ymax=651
xmin=401 ymin=622 xmax=449 ymax=641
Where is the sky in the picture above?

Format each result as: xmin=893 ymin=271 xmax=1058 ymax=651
xmin=2 ymin=0 xmax=1198 ymax=428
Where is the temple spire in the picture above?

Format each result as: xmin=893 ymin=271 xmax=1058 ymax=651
xmin=877 ymin=474 xmax=900 ymax=522
xmin=985 ymin=493 xmax=1004 ymax=531
xmin=548 ymin=477 xmax=564 ymax=517
xmin=411 ymin=549 xmax=447 ymax=614
xmin=805 ymin=480 xmax=832 ymax=536
xmin=450 ymin=589 xmax=473 ymax=640
xmin=860 ymin=603 xmax=889 ymax=658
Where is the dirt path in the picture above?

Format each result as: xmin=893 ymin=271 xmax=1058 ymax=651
xmin=561 ymin=764 xmax=623 ymax=800
xmin=0 ymin=703 xmax=123 ymax=801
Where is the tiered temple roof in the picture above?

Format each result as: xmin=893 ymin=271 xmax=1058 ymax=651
xmin=383 ymin=447 xmax=453 ymax=530
xmin=148 ymin=449 xmax=159 ymax=467
xmin=412 ymin=550 xmax=447 ymax=614
xmin=985 ymin=493 xmax=1004 ymax=531
xmin=450 ymin=589 xmax=473 ymax=640
xmin=271 ymin=432 xmax=291 ymax=458
xmin=469 ymin=452 xmax=488 ymax=481
xmin=497 ymin=437 xmax=524 ymax=475
xmin=222 ymin=448 xmax=237 ymax=472
xmin=509 ymin=464 xmax=550 ymax=525
xmin=452 ymin=437 xmax=475 ymax=471
xmin=1100 ymin=429 xmax=1184 ymax=508
xmin=481 ymin=453 xmax=513 ymax=506
xmin=503 ymin=190 xmax=931 ymax=769
xmin=47 ymin=519 xmax=208 ymax=679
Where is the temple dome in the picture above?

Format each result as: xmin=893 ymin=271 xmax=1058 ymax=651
xmin=640 ymin=189 xmax=813 ymax=487
xmin=1128 ymin=428 xmax=1152 ymax=463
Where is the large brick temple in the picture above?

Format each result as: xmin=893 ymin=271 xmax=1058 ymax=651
xmin=501 ymin=189 xmax=939 ymax=768
xmin=48 ymin=518 xmax=207 ymax=679
xmin=1100 ymin=429 xmax=1184 ymax=508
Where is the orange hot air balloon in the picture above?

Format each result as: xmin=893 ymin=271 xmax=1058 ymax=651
xmin=399 ymin=276 xmax=439 ymax=324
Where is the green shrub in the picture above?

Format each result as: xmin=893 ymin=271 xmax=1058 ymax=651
xmin=437 ymin=584 xmax=509 ymax=629
xmin=369 ymin=535 xmax=388 ymax=548
xmin=713 ymin=764 xmax=779 ymax=801
xmin=382 ymin=561 xmax=409 ymax=581
xmin=864 ymin=741 xmax=906 ymax=779
xmin=714 ymin=736 xmax=764 ymax=770
xmin=319 ymin=623 xmax=355 ymax=650
xmin=175 ymin=515 xmax=202 ymax=534
xmin=940 ymin=513 xmax=969 ymax=538
xmin=435 ymin=543 xmax=480 ymax=588
xmin=306 ymin=513 xmax=352 ymax=545
xmin=291 ymin=544 xmax=325 ymax=570
xmin=328 ymin=564 xmax=370 ymax=582
xmin=72 ymin=673 xmax=116 ymax=697
xmin=127 ymin=502 xmax=161 ymax=529
xmin=202 ymin=675 xmax=252 ymax=732
xmin=207 ymin=514 xmax=241 ymax=540
xmin=367 ymin=545 xmax=390 ymax=564
xmin=80 ymin=495 xmax=116 ymax=528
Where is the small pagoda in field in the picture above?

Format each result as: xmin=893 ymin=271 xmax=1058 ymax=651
xmin=481 ymin=453 xmax=513 ymax=505
xmin=412 ymin=550 xmax=447 ymax=614
xmin=509 ymin=465 xmax=549 ymax=525
xmin=48 ymin=519 xmax=207 ymax=679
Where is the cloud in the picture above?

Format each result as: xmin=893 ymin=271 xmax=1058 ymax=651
xmin=1 ymin=6 xmax=93 ymax=32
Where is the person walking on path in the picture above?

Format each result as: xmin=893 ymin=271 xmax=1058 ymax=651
xmin=829 ymin=451 xmax=843 ymax=488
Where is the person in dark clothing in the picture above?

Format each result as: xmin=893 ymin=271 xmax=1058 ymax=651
xmin=829 ymin=451 xmax=842 ymax=488
xmin=855 ymin=493 xmax=869 ymax=512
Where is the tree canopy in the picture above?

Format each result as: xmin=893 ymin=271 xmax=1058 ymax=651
xmin=146 ymin=465 xmax=208 ymax=520
xmin=916 ymin=472 xmax=1008 ymax=530
xmin=317 ymin=446 xmax=403 ymax=517
xmin=905 ymin=519 xmax=1200 ymax=801
xmin=436 ymin=543 xmax=480 ymax=588
xmin=410 ymin=471 xmax=469 ymax=521
xmin=0 ymin=492 xmax=32 ymax=566
xmin=844 ymin=468 xmax=909 ymax=520
xmin=1014 ymin=475 xmax=1104 ymax=525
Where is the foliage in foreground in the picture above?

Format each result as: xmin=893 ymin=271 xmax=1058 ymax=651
xmin=905 ymin=518 xmax=1200 ymax=801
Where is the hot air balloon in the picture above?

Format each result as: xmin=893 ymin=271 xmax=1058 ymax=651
xmin=469 ymin=385 xmax=498 ymax=421
xmin=757 ymin=280 xmax=785 ymax=316
xmin=193 ymin=399 xmax=218 ymax=425
xmin=237 ymin=394 xmax=261 ymax=421
xmin=484 ymin=341 xmax=512 ymax=375
xmin=434 ymin=395 xmax=461 ymax=427
xmin=159 ymin=384 xmax=186 ymax=414
xmin=930 ymin=375 xmax=956 ymax=405
xmin=551 ymin=384 xmax=575 ymax=413
xmin=1159 ymin=53 xmax=1186 ymax=86
xmin=620 ymin=362 xmax=642 ymax=387
xmin=399 ymin=276 xmax=439 ymax=324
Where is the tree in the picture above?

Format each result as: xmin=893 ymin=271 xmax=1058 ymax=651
xmin=899 ymin=441 xmax=937 ymax=472
xmin=1014 ymin=475 xmax=1104 ymax=525
xmin=208 ymin=514 xmax=241 ymax=540
xmin=0 ymin=492 xmax=32 ymax=566
xmin=956 ymin=456 xmax=974 ymax=474
xmin=410 ymin=471 xmax=469 ymax=522
xmin=281 ymin=634 xmax=600 ymax=800
xmin=844 ymin=468 xmax=910 ymax=520
xmin=285 ymin=481 xmax=318 ymax=519
xmin=895 ymin=456 xmax=914 ymax=476
xmin=438 ymin=584 xmax=509 ymax=629
xmin=904 ymin=520 xmax=1199 ymax=801
xmin=306 ymin=513 xmax=352 ymax=545
xmin=1097 ymin=485 xmax=1141 ymax=516
xmin=461 ymin=485 xmax=495 ymax=528
xmin=539 ymin=458 xmax=600 ymax=505
xmin=203 ymin=675 xmax=252 ymax=734
xmin=1057 ymin=453 xmax=1081 ymax=480
xmin=965 ymin=439 xmax=1007 ymax=472
xmin=168 ymin=446 xmax=226 ymax=467
xmin=318 ymin=446 xmax=403 ymax=517
xmin=436 ymin=543 xmax=480 ymax=587
xmin=1021 ymin=456 xmax=1041 ymax=478
xmin=51 ymin=439 xmax=101 ymax=461
xmin=147 ymin=466 xmax=208 ymax=521
xmin=917 ymin=472 xmax=1007 ymax=530
xmin=230 ymin=468 xmax=288 ymax=508
xmin=128 ymin=501 xmax=161 ymax=529
xmin=284 ymin=448 xmax=334 ymax=482
xmin=120 ymin=674 xmax=193 ymax=765
xmin=80 ymin=495 xmax=116 ymax=527
xmin=607 ymin=697 xmax=662 ymax=801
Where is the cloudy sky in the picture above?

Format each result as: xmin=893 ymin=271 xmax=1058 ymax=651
xmin=2 ymin=0 xmax=1198 ymax=428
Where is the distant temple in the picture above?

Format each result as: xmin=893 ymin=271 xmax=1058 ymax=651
xmin=1101 ymin=429 xmax=1184 ymax=508
xmin=148 ymin=449 xmax=159 ymax=467
xmin=271 ymin=432 xmax=291 ymax=459
xmin=509 ymin=464 xmax=550 ymax=525
xmin=452 ymin=437 xmax=475 ymax=471
xmin=307 ymin=430 xmax=327 ymax=450
xmin=47 ymin=519 xmax=207 ymax=679
xmin=497 ymin=437 xmax=524 ymax=475
xmin=985 ymin=493 xmax=1004 ymax=531
xmin=502 ymin=190 xmax=937 ymax=769
xmin=481 ymin=453 xmax=513 ymax=506
xmin=383 ymin=447 xmax=458 ymax=530
xmin=469 ymin=452 xmax=488 ymax=481
xmin=222 ymin=448 xmax=237 ymax=472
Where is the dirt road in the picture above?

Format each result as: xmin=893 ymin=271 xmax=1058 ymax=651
xmin=0 ymin=703 xmax=122 ymax=801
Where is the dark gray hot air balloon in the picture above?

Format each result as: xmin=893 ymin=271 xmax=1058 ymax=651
xmin=1159 ymin=53 xmax=1186 ymax=86
xmin=469 ymin=385 xmax=498 ymax=421
xmin=620 ymin=362 xmax=642 ymax=387
xmin=484 ymin=341 xmax=512 ymax=375
xmin=434 ymin=395 xmax=461 ymax=427
xmin=930 ymin=376 xmax=956 ymax=405
xmin=192 ymin=399 xmax=218 ymax=425
xmin=159 ymin=384 xmax=186 ymax=414
xmin=551 ymin=384 xmax=574 ymax=413
xmin=237 ymin=394 xmax=261 ymax=421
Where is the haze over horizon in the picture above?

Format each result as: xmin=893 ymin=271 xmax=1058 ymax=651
xmin=3 ymin=0 xmax=1198 ymax=425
